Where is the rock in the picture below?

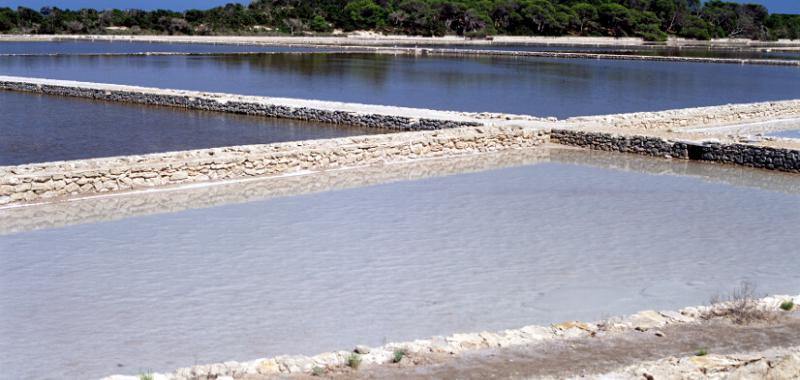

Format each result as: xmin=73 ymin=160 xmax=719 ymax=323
xmin=552 ymin=321 xmax=593 ymax=331
xmin=354 ymin=345 xmax=371 ymax=354
xmin=654 ymin=331 xmax=665 ymax=338
xmin=256 ymin=359 xmax=280 ymax=374
xmin=627 ymin=310 xmax=669 ymax=331
xmin=659 ymin=310 xmax=695 ymax=323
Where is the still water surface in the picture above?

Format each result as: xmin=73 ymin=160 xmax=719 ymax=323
xmin=0 ymin=41 xmax=335 ymax=55
xmin=0 ymin=91 xmax=381 ymax=165
xmin=1 ymin=158 xmax=798 ymax=379
xmin=769 ymin=129 xmax=800 ymax=139
xmin=1 ymin=53 xmax=798 ymax=117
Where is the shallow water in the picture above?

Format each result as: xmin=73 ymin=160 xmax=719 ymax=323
xmin=1 ymin=53 xmax=798 ymax=117
xmin=1 ymin=156 xmax=798 ymax=379
xmin=0 ymin=91 xmax=382 ymax=165
xmin=769 ymin=129 xmax=800 ymax=139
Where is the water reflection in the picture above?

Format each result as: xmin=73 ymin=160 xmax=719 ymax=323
xmin=0 ymin=91 xmax=383 ymax=165
xmin=1 ymin=53 xmax=798 ymax=117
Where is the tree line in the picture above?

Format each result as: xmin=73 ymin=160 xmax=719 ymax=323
xmin=0 ymin=0 xmax=798 ymax=41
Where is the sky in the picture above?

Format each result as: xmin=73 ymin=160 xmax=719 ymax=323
xmin=0 ymin=0 xmax=797 ymax=14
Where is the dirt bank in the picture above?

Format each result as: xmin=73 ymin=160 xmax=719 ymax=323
xmin=298 ymin=317 xmax=800 ymax=379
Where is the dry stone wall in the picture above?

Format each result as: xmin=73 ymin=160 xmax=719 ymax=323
xmin=551 ymin=129 xmax=800 ymax=173
xmin=567 ymin=100 xmax=800 ymax=131
xmin=0 ymin=80 xmax=480 ymax=131
xmin=0 ymin=126 xmax=548 ymax=206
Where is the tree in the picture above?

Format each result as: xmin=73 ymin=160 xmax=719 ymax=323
xmin=571 ymin=2 xmax=597 ymax=34
xmin=0 ymin=7 xmax=17 ymax=31
xmin=679 ymin=14 xmax=710 ymax=40
xmin=343 ymin=0 xmax=386 ymax=30
xmin=598 ymin=3 xmax=633 ymax=36
xmin=522 ymin=0 xmax=559 ymax=34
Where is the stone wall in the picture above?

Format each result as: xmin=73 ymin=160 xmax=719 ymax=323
xmin=0 ymin=126 xmax=548 ymax=206
xmin=566 ymin=100 xmax=800 ymax=131
xmin=0 ymin=149 xmax=549 ymax=235
xmin=551 ymin=129 xmax=800 ymax=173
xmin=0 ymin=80 xmax=481 ymax=131
xmin=412 ymin=48 xmax=800 ymax=67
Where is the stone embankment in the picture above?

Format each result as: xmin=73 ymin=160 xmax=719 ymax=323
xmin=100 ymin=295 xmax=799 ymax=380
xmin=567 ymin=100 xmax=800 ymax=131
xmin=554 ymin=99 xmax=800 ymax=173
xmin=396 ymin=47 xmax=800 ymax=66
xmin=551 ymin=130 xmax=800 ymax=173
xmin=0 ymin=126 xmax=547 ymax=206
xmin=0 ymin=149 xmax=549 ymax=235
xmin=6 ymin=147 xmax=800 ymax=236
xmin=0 ymin=76 xmax=515 ymax=131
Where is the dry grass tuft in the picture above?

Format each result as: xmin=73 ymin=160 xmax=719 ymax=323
xmin=706 ymin=282 xmax=774 ymax=324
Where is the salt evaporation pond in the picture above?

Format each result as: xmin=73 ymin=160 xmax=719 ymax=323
xmin=1 ymin=53 xmax=798 ymax=117
xmin=0 ymin=91 xmax=382 ymax=165
xmin=6 ymin=41 xmax=797 ymax=60
xmin=0 ymin=41 xmax=338 ymax=55
xmin=1 ymin=154 xmax=799 ymax=379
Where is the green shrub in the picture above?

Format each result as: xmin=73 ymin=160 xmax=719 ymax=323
xmin=347 ymin=353 xmax=362 ymax=369
xmin=780 ymin=300 xmax=795 ymax=311
xmin=392 ymin=348 xmax=407 ymax=363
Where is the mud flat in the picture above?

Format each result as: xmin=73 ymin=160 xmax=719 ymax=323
xmin=100 ymin=295 xmax=799 ymax=380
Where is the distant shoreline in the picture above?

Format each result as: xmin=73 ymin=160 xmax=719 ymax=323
xmin=2 ymin=34 xmax=800 ymax=50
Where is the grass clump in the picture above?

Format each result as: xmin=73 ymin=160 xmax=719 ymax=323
xmin=347 ymin=353 xmax=362 ymax=370
xmin=780 ymin=300 xmax=795 ymax=311
xmin=139 ymin=373 xmax=154 ymax=380
xmin=392 ymin=348 xmax=407 ymax=363
xmin=695 ymin=348 xmax=709 ymax=357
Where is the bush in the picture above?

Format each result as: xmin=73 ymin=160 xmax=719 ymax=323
xmin=392 ymin=348 xmax=407 ymax=363
xmin=310 ymin=15 xmax=332 ymax=33
xmin=347 ymin=353 xmax=362 ymax=369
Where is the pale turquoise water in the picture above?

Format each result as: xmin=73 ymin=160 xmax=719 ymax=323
xmin=1 ymin=158 xmax=798 ymax=379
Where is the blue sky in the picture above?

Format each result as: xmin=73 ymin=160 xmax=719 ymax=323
xmin=0 ymin=0 xmax=798 ymax=14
